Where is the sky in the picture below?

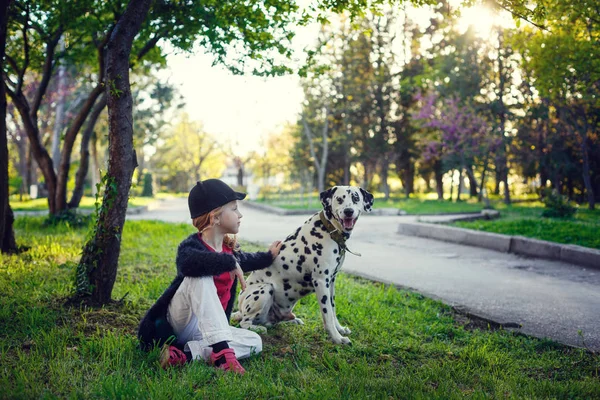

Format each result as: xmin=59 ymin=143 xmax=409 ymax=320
xmin=158 ymin=21 xmax=319 ymax=156
xmin=157 ymin=2 xmax=514 ymax=157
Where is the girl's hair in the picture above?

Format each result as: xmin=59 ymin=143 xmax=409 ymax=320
xmin=192 ymin=206 xmax=239 ymax=251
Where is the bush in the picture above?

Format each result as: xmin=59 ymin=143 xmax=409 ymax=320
xmin=43 ymin=210 xmax=93 ymax=228
xmin=141 ymin=173 xmax=153 ymax=197
xmin=541 ymin=189 xmax=576 ymax=219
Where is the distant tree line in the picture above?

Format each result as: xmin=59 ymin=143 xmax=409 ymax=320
xmin=290 ymin=1 xmax=598 ymax=209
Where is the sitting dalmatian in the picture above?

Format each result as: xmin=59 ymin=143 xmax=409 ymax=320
xmin=232 ymin=186 xmax=374 ymax=344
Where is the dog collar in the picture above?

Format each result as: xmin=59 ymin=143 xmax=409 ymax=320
xmin=319 ymin=211 xmax=362 ymax=257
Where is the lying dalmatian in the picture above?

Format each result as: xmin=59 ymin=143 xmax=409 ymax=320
xmin=232 ymin=186 xmax=374 ymax=344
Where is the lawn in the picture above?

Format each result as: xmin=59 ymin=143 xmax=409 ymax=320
xmin=10 ymin=195 xmax=161 ymax=212
xmin=453 ymin=203 xmax=600 ymax=250
xmin=1 ymin=217 xmax=598 ymax=398
xmin=255 ymin=192 xmax=484 ymax=214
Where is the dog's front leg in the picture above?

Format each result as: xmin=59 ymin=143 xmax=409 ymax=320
xmin=329 ymin=276 xmax=351 ymax=336
xmin=313 ymin=278 xmax=350 ymax=344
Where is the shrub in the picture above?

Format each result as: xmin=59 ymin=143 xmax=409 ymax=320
xmin=43 ymin=210 xmax=93 ymax=228
xmin=141 ymin=173 xmax=153 ymax=197
xmin=541 ymin=189 xmax=576 ymax=219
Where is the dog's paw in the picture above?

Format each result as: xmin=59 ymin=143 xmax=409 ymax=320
xmin=230 ymin=311 xmax=242 ymax=322
xmin=331 ymin=336 xmax=351 ymax=345
xmin=287 ymin=318 xmax=304 ymax=325
xmin=337 ymin=326 xmax=351 ymax=335
xmin=246 ymin=325 xmax=268 ymax=334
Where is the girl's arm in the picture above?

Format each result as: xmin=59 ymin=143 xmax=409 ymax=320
xmin=235 ymin=250 xmax=274 ymax=273
xmin=176 ymin=236 xmax=237 ymax=277
xmin=236 ymin=240 xmax=283 ymax=273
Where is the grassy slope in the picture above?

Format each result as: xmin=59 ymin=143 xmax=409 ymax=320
xmin=453 ymin=203 xmax=600 ymax=250
xmin=0 ymin=218 xmax=598 ymax=398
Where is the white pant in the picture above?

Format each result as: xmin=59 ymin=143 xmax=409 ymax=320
xmin=167 ymin=276 xmax=262 ymax=361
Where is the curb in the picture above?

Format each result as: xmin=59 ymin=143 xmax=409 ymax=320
xmin=397 ymin=222 xmax=600 ymax=270
xmin=242 ymin=201 xmax=319 ymax=215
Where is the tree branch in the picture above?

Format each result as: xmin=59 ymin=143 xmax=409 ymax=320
xmin=492 ymin=0 xmax=548 ymax=31
xmin=17 ymin=6 xmax=30 ymax=94
xmin=136 ymin=30 xmax=166 ymax=61
xmin=31 ymin=28 xmax=62 ymax=118
xmin=4 ymin=54 xmax=18 ymax=77
xmin=2 ymin=69 xmax=17 ymax=89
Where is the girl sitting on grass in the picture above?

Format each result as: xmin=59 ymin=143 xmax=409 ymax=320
xmin=138 ymin=179 xmax=282 ymax=374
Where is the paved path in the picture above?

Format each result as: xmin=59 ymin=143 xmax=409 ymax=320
xmin=129 ymin=198 xmax=600 ymax=351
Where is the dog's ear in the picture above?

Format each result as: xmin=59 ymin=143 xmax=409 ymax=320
xmin=319 ymin=187 xmax=336 ymax=207
xmin=360 ymin=188 xmax=374 ymax=212
xmin=319 ymin=187 xmax=337 ymax=217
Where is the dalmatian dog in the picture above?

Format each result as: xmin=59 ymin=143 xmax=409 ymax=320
xmin=232 ymin=186 xmax=374 ymax=344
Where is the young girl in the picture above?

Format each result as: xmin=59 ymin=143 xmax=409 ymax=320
xmin=138 ymin=179 xmax=282 ymax=374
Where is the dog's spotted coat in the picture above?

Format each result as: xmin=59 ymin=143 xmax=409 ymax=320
xmin=232 ymin=186 xmax=374 ymax=344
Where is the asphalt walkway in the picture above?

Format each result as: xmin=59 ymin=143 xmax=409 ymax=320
xmin=128 ymin=197 xmax=600 ymax=351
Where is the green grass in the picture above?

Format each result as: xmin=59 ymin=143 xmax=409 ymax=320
xmin=453 ymin=203 xmax=600 ymax=250
xmin=1 ymin=218 xmax=599 ymax=398
xmin=256 ymin=192 xmax=485 ymax=214
xmin=10 ymin=196 xmax=158 ymax=212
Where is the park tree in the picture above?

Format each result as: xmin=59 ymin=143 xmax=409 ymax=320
xmin=251 ymin=127 xmax=295 ymax=188
xmin=414 ymin=93 xmax=491 ymax=201
xmin=512 ymin=0 xmax=599 ymax=209
xmin=1 ymin=0 xmax=18 ymax=254
xmin=4 ymin=0 xmax=117 ymax=215
xmin=76 ymin=0 xmax=300 ymax=304
xmin=152 ymin=113 xmax=224 ymax=192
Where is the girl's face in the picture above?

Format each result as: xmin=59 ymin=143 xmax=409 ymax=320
xmin=215 ymin=201 xmax=242 ymax=234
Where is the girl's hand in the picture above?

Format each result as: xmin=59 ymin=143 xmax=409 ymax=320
xmin=231 ymin=262 xmax=247 ymax=291
xmin=268 ymin=240 xmax=283 ymax=259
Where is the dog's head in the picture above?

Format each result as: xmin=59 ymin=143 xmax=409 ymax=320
xmin=319 ymin=186 xmax=374 ymax=233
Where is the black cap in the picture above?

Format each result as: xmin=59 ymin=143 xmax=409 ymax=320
xmin=188 ymin=179 xmax=246 ymax=219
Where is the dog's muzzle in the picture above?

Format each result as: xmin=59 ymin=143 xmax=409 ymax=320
xmin=340 ymin=208 xmax=358 ymax=231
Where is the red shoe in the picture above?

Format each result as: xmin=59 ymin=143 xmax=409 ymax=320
xmin=210 ymin=348 xmax=246 ymax=375
xmin=160 ymin=345 xmax=187 ymax=369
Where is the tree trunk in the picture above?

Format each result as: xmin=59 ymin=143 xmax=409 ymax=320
xmin=50 ymin=37 xmax=67 ymax=171
xmin=5 ymin=30 xmax=61 ymax=213
xmin=69 ymin=94 xmax=107 ymax=208
xmin=380 ymin=158 xmax=390 ymax=200
xmin=77 ymin=0 xmax=151 ymax=305
xmin=434 ymin=161 xmax=444 ymax=200
xmin=90 ymin=131 xmax=100 ymax=196
xmin=402 ymin=164 xmax=415 ymax=199
xmin=465 ymin=165 xmax=478 ymax=198
xmin=343 ymin=141 xmax=350 ymax=186
xmin=494 ymin=171 xmax=501 ymax=196
xmin=456 ymin=169 xmax=463 ymax=202
xmin=55 ymin=83 xmax=105 ymax=211
xmin=302 ymin=108 xmax=328 ymax=194
xmin=1 ymin=0 xmax=17 ymax=254
xmin=362 ymin=161 xmax=370 ymax=190
xmin=25 ymin=145 xmax=34 ymax=193
xmin=497 ymin=29 xmax=511 ymax=205
xmin=501 ymin=165 xmax=510 ymax=205
xmin=477 ymin=159 xmax=489 ymax=202
xmin=9 ymin=91 xmax=58 ymax=211
xmin=577 ymin=107 xmax=595 ymax=210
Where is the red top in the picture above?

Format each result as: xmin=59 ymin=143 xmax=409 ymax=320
xmin=199 ymin=235 xmax=234 ymax=311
